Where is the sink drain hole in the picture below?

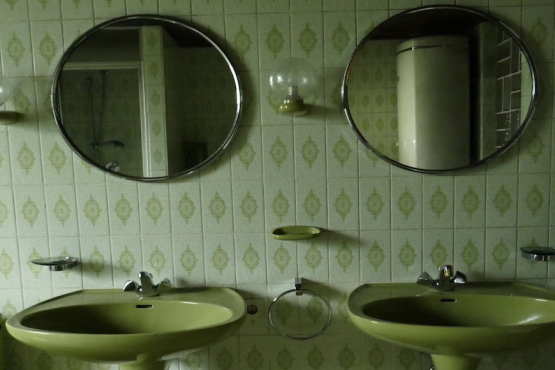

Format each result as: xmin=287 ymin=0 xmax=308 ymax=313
xmin=136 ymin=304 xmax=153 ymax=309
xmin=440 ymin=298 xmax=456 ymax=303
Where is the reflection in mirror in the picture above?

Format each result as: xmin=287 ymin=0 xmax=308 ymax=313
xmin=343 ymin=6 xmax=536 ymax=173
xmin=53 ymin=16 xmax=241 ymax=181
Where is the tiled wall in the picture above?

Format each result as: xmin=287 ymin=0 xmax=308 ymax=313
xmin=0 ymin=0 xmax=554 ymax=369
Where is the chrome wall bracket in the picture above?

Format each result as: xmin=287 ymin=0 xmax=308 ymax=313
xmin=521 ymin=247 xmax=555 ymax=261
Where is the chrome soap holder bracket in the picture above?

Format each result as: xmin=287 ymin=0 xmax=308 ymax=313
xmin=268 ymin=277 xmax=332 ymax=341
xmin=31 ymin=257 xmax=78 ymax=271
xmin=521 ymin=247 xmax=555 ymax=262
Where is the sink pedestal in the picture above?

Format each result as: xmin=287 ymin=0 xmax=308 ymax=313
xmin=431 ymin=355 xmax=480 ymax=370
xmin=119 ymin=360 xmax=166 ymax=370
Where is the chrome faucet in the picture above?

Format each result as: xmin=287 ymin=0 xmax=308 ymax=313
xmin=123 ymin=271 xmax=172 ymax=297
xmin=416 ymin=265 xmax=466 ymax=291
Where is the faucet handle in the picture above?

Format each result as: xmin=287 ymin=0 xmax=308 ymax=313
xmin=438 ymin=265 xmax=454 ymax=278
xmin=453 ymin=271 xmax=467 ymax=284
xmin=418 ymin=271 xmax=433 ymax=281
xmin=123 ymin=280 xmax=138 ymax=292
xmin=138 ymin=271 xmax=153 ymax=280
xmin=159 ymin=278 xmax=172 ymax=292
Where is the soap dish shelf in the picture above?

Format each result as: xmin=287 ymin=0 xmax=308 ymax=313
xmin=271 ymin=226 xmax=323 ymax=240
xmin=520 ymin=247 xmax=555 ymax=262
xmin=31 ymin=257 xmax=78 ymax=271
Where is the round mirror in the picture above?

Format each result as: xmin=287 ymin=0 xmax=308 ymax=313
xmin=52 ymin=15 xmax=241 ymax=181
xmin=342 ymin=6 xmax=537 ymax=173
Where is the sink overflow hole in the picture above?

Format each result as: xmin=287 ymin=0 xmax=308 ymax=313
xmin=440 ymin=298 xmax=456 ymax=303
xmin=136 ymin=304 xmax=153 ymax=309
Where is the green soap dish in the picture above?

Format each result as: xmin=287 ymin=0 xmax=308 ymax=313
xmin=271 ymin=226 xmax=323 ymax=240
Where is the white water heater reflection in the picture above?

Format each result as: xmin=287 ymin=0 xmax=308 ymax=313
xmin=397 ymin=35 xmax=470 ymax=170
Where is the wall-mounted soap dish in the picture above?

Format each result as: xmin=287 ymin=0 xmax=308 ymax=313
xmin=271 ymin=226 xmax=323 ymax=240
xmin=520 ymin=247 xmax=555 ymax=262
xmin=31 ymin=257 xmax=78 ymax=271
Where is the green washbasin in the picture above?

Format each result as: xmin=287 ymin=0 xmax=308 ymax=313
xmin=7 ymin=288 xmax=246 ymax=370
xmin=349 ymin=282 xmax=555 ymax=370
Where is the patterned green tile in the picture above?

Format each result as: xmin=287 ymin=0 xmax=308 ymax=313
xmin=231 ymin=126 xmax=262 ymax=179
xmin=0 ymin=22 xmax=33 ymax=76
xmin=454 ymin=229 xmax=485 ymax=279
xmin=158 ymin=0 xmax=191 ymax=15
xmin=296 ymin=178 xmax=326 ymax=226
xmin=294 ymin=125 xmax=326 ymax=178
xmin=257 ymin=0 xmax=289 ymax=13
xmin=31 ymin=21 xmax=63 ymax=76
xmin=172 ymin=234 xmax=204 ymax=286
xmin=259 ymin=13 xmax=289 ymax=68
xmin=518 ymin=174 xmax=550 ymax=226
xmin=204 ymin=234 xmax=235 ymax=285
xmin=262 ymin=126 xmax=294 ymax=179
xmin=126 ymin=0 xmax=157 ymax=14
xmin=137 ymin=183 xmax=170 ymax=234
xmin=0 ymin=0 xmax=29 ymax=21
xmin=391 ymin=178 xmax=422 ymax=230
xmin=44 ymin=185 xmax=78 ymax=237
xmin=485 ymin=228 xmax=516 ymax=280
xmin=14 ymin=186 xmax=47 ymax=238
xmin=327 ymin=125 xmax=358 ymax=177
xmin=323 ymin=11 xmax=356 ymax=68
xmin=225 ymin=14 xmax=258 ymax=71
xmin=423 ymin=229 xmax=453 ymax=272
xmin=232 ymin=181 xmax=264 ymax=232
xmin=486 ymin=175 xmax=518 ymax=227
xmin=0 ymin=186 xmax=17 ymax=238
xmin=519 ymin=122 xmax=552 ymax=173
xmin=291 ymin=12 xmax=323 ymax=68
xmin=522 ymin=5 xmax=554 ymax=62
xmin=423 ymin=177 xmax=453 ymax=229
xmin=328 ymin=178 xmax=358 ymax=230
xmin=329 ymin=232 xmax=359 ymax=282
xmin=391 ymin=230 xmax=421 ymax=282
xmin=298 ymin=238 xmax=328 ymax=280
xmin=267 ymin=237 xmax=296 ymax=283
xmin=235 ymin=233 xmax=266 ymax=284
xmin=360 ymin=230 xmax=390 ymax=283
xmin=61 ymin=0 xmax=93 ymax=18
xmin=29 ymin=0 xmax=61 ymax=20
xmin=291 ymin=0 xmax=322 ymax=12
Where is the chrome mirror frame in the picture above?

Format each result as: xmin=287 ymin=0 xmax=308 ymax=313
xmin=342 ymin=5 xmax=538 ymax=174
xmin=51 ymin=14 xmax=242 ymax=182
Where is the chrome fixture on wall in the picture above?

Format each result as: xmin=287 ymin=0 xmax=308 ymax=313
xmin=31 ymin=257 xmax=78 ymax=271
xmin=417 ymin=265 xmax=467 ymax=291
xmin=123 ymin=271 xmax=172 ymax=297
xmin=521 ymin=247 xmax=555 ymax=261
xmin=269 ymin=57 xmax=319 ymax=116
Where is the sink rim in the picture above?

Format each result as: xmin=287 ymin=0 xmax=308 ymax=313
xmin=349 ymin=282 xmax=555 ymax=328
xmin=359 ymin=294 xmax=555 ymax=329
xmin=348 ymin=281 xmax=555 ymax=357
xmin=7 ymin=287 xmax=245 ymax=336
xmin=6 ymin=287 xmax=246 ymax=364
xmin=16 ymin=300 xmax=238 ymax=336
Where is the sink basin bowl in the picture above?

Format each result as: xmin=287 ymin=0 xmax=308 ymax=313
xmin=7 ymin=287 xmax=246 ymax=370
xmin=349 ymin=282 xmax=555 ymax=370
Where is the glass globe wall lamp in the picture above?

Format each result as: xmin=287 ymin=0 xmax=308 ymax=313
xmin=269 ymin=57 xmax=319 ymax=116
